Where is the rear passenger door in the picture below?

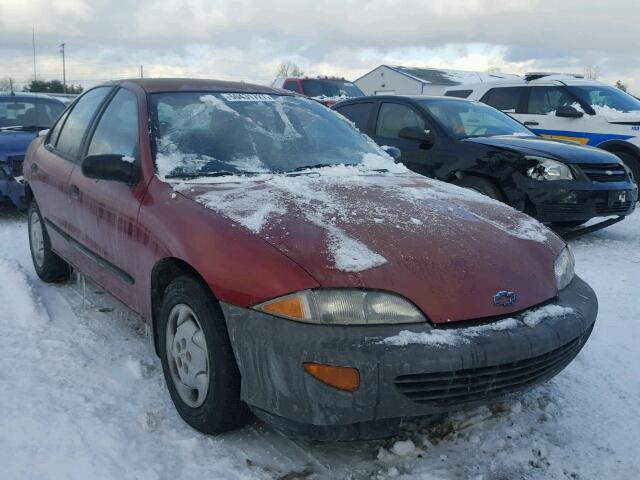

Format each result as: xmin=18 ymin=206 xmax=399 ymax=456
xmin=31 ymin=87 xmax=112 ymax=264
xmin=521 ymin=85 xmax=587 ymax=143
xmin=66 ymin=87 xmax=147 ymax=311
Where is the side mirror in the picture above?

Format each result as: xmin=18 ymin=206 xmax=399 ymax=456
xmin=381 ymin=145 xmax=402 ymax=161
xmin=82 ymin=154 xmax=137 ymax=184
xmin=555 ymin=105 xmax=584 ymax=118
xmin=399 ymin=126 xmax=434 ymax=145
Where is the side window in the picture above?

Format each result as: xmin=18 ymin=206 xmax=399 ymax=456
xmin=445 ymin=90 xmax=472 ymax=99
xmin=481 ymin=87 xmax=524 ymax=113
xmin=55 ymin=87 xmax=111 ymax=159
xmin=335 ymin=103 xmax=373 ymax=132
xmin=87 ymin=89 xmax=139 ymax=158
xmin=47 ymin=109 xmax=70 ymax=147
xmin=375 ymin=103 xmax=425 ymax=138
xmin=283 ymin=81 xmax=300 ymax=93
xmin=527 ymin=87 xmax=575 ymax=115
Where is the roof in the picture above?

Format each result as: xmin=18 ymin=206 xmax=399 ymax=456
xmin=358 ymin=65 xmax=520 ymax=86
xmin=0 ymin=91 xmax=64 ymax=102
xmin=111 ymin=78 xmax=289 ymax=95
xmin=444 ymin=75 xmax=609 ymax=91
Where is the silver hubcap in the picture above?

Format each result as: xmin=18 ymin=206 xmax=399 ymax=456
xmin=166 ymin=304 xmax=210 ymax=408
xmin=29 ymin=210 xmax=45 ymax=268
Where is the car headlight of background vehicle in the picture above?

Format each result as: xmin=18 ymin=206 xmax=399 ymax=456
xmin=554 ymin=247 xmax=575 ymax=291
xmin=526 ymin=156 xmax=574 ymax=181
xmin=254 ymin=289 xmax=427 ymax=325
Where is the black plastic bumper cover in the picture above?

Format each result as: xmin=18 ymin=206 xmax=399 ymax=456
xmin=221 ymin=276 xmax=597 ymax=440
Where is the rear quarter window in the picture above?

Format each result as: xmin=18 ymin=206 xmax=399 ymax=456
xmin=481 ymin=87 xmax=525 ymax=113
xmin=334 ymin=102 xmax=373 ymax=132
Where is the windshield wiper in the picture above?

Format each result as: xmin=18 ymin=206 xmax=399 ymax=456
xmin=0 ymin=125 xmax=48 ymax=132
xmin=164 ymin=170 xmax=263 ymax=179
xmin=286 ymin=162 xmax=347 ymax=173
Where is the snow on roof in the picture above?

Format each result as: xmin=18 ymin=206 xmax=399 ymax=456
xmin=387 ymin=65 xmax=520 ymax=86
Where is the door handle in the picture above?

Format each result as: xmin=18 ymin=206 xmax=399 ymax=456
xmin=524 ymin=121 xmax=539 ymax=126
xmin=30 ymin=163 xmax=39 ymax=173
xmin=68 ymin=184 xmax=81 ymax=199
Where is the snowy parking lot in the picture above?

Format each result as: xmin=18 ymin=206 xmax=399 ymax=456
xmin=1 ymin=204 xmax=639 ymax=480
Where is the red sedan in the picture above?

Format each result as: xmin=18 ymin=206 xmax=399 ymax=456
xmin=23 ymin=79 xmax=596 ymax=440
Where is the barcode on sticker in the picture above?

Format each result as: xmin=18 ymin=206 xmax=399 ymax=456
xmin=221 ymin=93 xmax=275 ymax=102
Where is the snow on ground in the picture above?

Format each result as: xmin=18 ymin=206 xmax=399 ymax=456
xmin=0 ymin=203 xmax=639 ymax=480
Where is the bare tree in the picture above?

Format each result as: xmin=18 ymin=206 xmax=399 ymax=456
xmin=614 ymin=80 xmax=628 ymax=92
xmin=584 ymin=66 xmax=600 ymax=80
xmin=276 ymin=61 xmax=304 ymax=78
xmin=0 ymin=77 xmax=15 ymax=92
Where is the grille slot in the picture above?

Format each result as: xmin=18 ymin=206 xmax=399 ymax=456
xmin=8 ymin=155 xmax=25 ymax=177
xmin=594 ymin=201 xmax=633 ymax=215
xmin=578 ymin=163 xmax=628 ymax=182
xmin=395 ymin=326 xmax=592 ymax=406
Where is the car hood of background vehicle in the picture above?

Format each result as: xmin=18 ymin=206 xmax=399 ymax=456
xmin=464 ymin=135 xmax=620 ymax=165
xmin=0 ymin=130 xmax=37 ymax=158
xmin=174 ymin=170 xmax=564 ymax=324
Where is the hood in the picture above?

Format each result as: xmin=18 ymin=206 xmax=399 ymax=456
xmin=0 ymin=130 xmax=37 ymax=159
xmin=173 ymin=167 xmax=564 ymax=325
xmin=464 ymin=135 xmax=620 ymax=165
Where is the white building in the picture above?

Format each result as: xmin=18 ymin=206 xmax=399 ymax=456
xmin=354 ymin=65 xmax=520 ymax=96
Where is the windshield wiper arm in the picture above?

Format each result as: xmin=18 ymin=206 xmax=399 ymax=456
xmin=286 ymin=162 xmax=346 ymax=173
xmin=164 ymin=170 xmax=263 ymax=179
xmin=0 ymin=125 xmax=48 ymax=131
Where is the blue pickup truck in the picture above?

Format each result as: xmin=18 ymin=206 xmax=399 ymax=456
xmin=1 ymin=92 xmax=66 ymax=208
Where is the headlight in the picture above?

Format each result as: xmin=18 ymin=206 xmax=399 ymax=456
xmin=554 ymin=247 xmax=575 ymax=291
xmin=254 ymin=289 xmax=427 ymax=325
xmin=526 ymin=156 xmax=573 ymax=180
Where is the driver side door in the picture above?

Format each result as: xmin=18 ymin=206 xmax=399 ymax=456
xmin=66 ymin=87 xmax=149 ymax=313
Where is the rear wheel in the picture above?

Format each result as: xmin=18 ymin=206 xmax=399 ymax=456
xmin=612 ymin=150 xmax=640 ymax=186
xmin=454 ymin=175 xmax=504 ymax=201
xmin=28 ymin=200 xmax=70 ymax=283
xmin=158 ymin=276 xmax=250 ymax=434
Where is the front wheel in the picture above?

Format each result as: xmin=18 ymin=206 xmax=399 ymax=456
xmin=158 ymin=276 xmax=250 ymax=434
xmin=28 ymin=200 xmax=70 ymax=283
xmin=454 ymin=175 xmax=504 ymax=202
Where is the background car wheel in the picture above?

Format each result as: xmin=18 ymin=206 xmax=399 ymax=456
xmin=28 ymin=200 xmax=71 ymax=283
xmin=612 ymin=150 xmax=640 ymax=186
xmin=158 ymin=275 xmax=250 ymax=434
xmin=454 ymin=175 xmax=504 ymax=201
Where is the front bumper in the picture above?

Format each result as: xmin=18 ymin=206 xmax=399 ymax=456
xmin=222 ymin=277 xmax=597 ymax=440
xmin=525 ymin=179 xmax=637 ymax=223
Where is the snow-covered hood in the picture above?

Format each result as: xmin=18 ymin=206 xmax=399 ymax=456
xmin=173 ymin=166 xmax=564 ymax=324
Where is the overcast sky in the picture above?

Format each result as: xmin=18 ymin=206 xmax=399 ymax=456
xmin=1 ymin=0 xmax=639 ymax=93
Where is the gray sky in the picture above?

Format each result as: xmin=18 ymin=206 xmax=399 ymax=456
xmin=1 ymin=0 xmax=638 ymax=93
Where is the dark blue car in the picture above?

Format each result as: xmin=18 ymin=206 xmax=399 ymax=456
xmin=1 ymin=92 xmax=66 ymax=208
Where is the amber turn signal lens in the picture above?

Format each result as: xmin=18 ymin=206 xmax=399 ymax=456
xmin=303 ymin=363 xmax=360 ymax=392
xmin=261 ymin=296 xmax=306 ymax=320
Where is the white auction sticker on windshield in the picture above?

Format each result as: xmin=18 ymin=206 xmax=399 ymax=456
xmin=221 ymin=93 xmax=275 ymax=102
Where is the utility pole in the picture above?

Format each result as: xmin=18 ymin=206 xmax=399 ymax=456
xmin=32 ymin=27 xmax=37 ymax=81
xmin=60 ymin=42 xmax=67 ymax=93
xmin=140 ymin=64 xmax=144 ymax=78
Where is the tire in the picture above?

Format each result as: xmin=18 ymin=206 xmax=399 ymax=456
xmin=28 ymin=200 xmax=71 ymax=283
xmin=612 ymin=150 xmax=640 ymax=185
xmin=158 ymin=275 xmax=250 ymax=434
xmin=552 ymin=220 xmax=587 ymax=228
xmin=454 ymin=175 xmax=504 ymax=201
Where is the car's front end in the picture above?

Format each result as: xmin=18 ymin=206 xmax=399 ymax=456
xmin=221 ymin=252 xmax=595 ymax=440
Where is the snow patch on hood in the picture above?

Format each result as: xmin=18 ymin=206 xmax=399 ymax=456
xmin=380 ymin=304 xmax=574 ymax=347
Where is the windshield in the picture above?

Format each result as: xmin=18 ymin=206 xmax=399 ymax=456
xmin=419 ymin=99 xmax=534 ymax=139
xmin=301 ymin=80 xmax=364 ymax=98
xmin=0 ymin=98 xmax=65 ymax=129
xmin=568 ymin=85 xmax=640 ymax=113
xmin=151 ymin=92 xmax=384 ymax=178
